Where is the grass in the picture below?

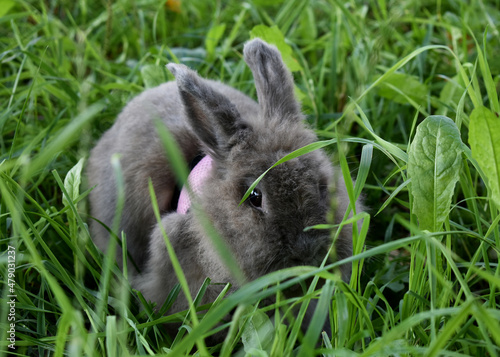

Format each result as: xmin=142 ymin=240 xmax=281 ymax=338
xmin=1 ymin=0 xmax=500 ymax=355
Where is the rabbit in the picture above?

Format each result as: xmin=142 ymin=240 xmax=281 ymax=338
xmin=87 ymin=38 xmax=362 ymax=335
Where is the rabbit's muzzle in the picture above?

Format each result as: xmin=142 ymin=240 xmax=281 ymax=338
xmin=263 ymin=229 xmax=331 ymax=275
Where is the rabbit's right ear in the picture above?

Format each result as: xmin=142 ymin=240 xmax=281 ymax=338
xmin=243 ymin=39 xmax=301 ymax=123
xmin=167 ymin=63 xmax=249 ymax=160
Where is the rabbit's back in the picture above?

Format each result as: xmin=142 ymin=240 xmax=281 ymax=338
xmin=87 ymin=80 xmax=258 ymax=272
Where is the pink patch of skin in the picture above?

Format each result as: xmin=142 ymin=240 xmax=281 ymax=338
xmin=177 ymin=155 xmax=213 ymax=214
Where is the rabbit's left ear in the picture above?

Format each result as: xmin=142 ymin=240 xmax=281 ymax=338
xmin=243 ymin=39 xmax=301 ymax=123
xmin=167 ymin=63 xmax=249 ymax=160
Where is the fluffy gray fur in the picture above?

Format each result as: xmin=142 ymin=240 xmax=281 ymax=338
xmin=87 ymin=39 xmax=362 ymax=326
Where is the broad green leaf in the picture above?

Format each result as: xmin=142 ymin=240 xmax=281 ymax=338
xmin=377 ymin=72 xmax=428 ymax=105
xmin=469 ymin=106 xmax=500 ymax=208
xmin=240 ymin=306 xmax=274 ymax=354
xmin=141 ymin=64 xmax=167 ymax=89
xmin=407 ymin=116 xmax=463 ymax=231
xmin=0 ymin=0 xmax=15 ymax=17
xmin=434 ymin=75 xmax=466 ymax=116
xmin=249 ymin=25 xmax=302 ymax=72
xmin=62 ymin=158 xmax=84 ymax=207
xmin=205 ymin=23 xmax=226 ymax=59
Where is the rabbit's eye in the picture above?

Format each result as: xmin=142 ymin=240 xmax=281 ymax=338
xmin=249 ymin=188 xmax=263 ymax=208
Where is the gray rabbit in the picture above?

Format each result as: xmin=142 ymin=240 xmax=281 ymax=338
xmin=87 ymin=39 xmax=361 ymax=326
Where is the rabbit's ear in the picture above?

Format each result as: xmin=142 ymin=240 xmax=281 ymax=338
xmin=167 ymin=63 xmax=248 ymax=160
xmin=243 ymin=39 xmax=301 ymax=122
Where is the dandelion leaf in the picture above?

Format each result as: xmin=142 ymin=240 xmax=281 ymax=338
xmin=249 ymin=25 xmax=301 ymax=72
xmin=408 ymin=116 xmax=463 ymax=231
xmin=469 ymin=106 xmax=500 ymax=208
xmin=63 ymin=158 xmax=84 ymax=207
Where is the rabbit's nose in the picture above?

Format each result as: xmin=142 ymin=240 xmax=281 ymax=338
xmin=289 ymin=232 xmax=330 ymax=266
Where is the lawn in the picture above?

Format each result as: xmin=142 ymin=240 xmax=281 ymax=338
xmin=1 ymin=0 xmax=499 ymax=356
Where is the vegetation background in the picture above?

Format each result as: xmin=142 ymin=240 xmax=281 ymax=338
xmin=1 ymin=0 xmax=499 ymax=355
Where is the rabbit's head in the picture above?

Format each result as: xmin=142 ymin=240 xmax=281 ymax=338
xmin=167 ymin=39 xmax=350 ymax=283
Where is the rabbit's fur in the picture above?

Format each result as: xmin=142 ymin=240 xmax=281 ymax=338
xmin=87 ymin=39 xmax=360 ymax=322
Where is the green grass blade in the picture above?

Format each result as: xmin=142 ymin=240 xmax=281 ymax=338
xmin=106 ymin=316 xmax=118 ymax=357
xmin=354 ymin=144 xmax=373 ymax=200
xmin=24 ymin=102 xmax=105 ymax=179
xmin=476 ymin=30 xmax=500 ymax=113
xmin=352 ymin=102 xmax=408 ymax=164
xmin=298 ymin=280 xmax=334 ymax=356
xmin=375 ymin=178 xmax=411 ymax=216
xmin=147 ymin=179 xmax=210 ymax=355
xmin=239 ymin=139 xmax=337 ymax=205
